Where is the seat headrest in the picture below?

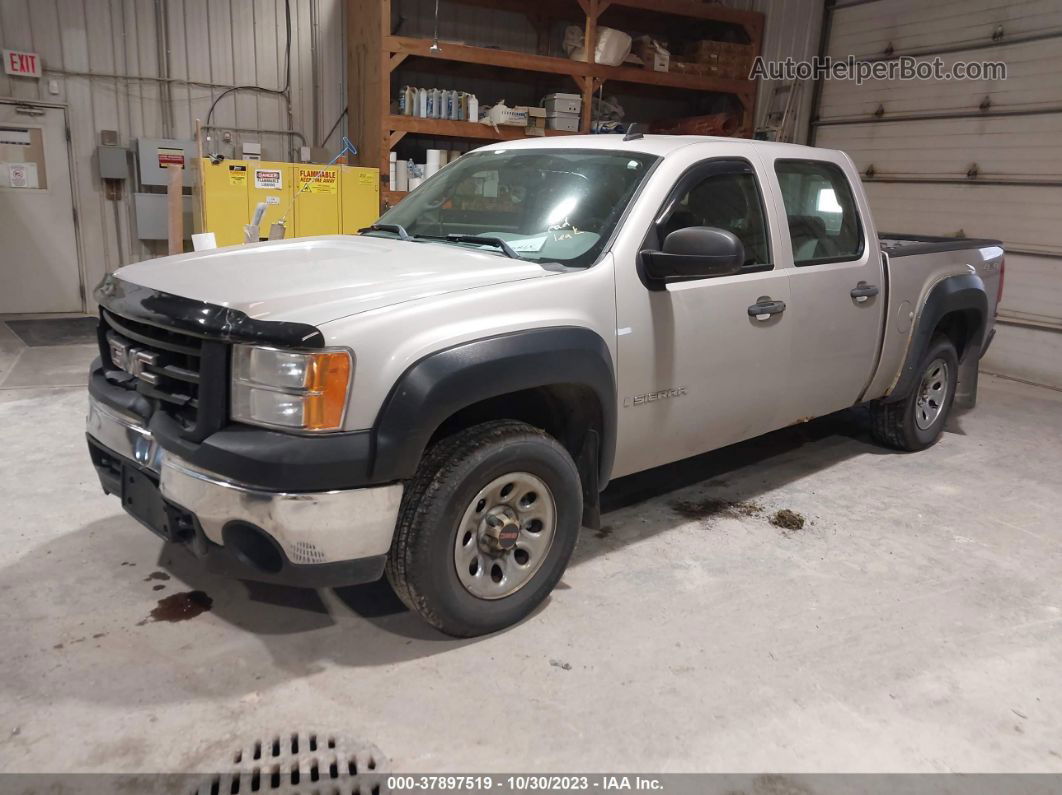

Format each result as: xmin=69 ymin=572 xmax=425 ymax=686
xmin=788 ymin=214 xmax=827 ymax=239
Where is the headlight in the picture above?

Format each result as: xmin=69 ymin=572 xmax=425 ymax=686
xmin=231 ymin=345 xmax=353 ymax=432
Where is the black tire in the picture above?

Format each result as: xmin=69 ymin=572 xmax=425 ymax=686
xmin=385 ymin=420 xmax=582 ymax=637
xmin=870 ymin=335 xmax=959 ymax=451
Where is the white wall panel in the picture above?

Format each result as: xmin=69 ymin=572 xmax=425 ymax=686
xmin=815 ymin=114 xmax=1062 ymax=179
xmin=981 ymin=323 xmax=1062 ymax=390
xmin=317 ymin=0 xmax=347 ymax=149
xmin=829 ymin=0 xmax=1062 ymax=59
xmin=995 ymin=254 xmax=1062 ymax=327
xmin=865 ymin=182 xmax=1061 ymax=256
xmin=818 ymin=38 xmax=1062 ymax=121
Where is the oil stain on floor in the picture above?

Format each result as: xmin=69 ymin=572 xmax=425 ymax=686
xmin=670 ymin=497 xmax=764 ymax=521
xmin=139 ymin=591 xmax=213 ymax=625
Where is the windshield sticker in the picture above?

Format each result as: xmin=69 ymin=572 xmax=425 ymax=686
xmin=505 ymin=235 xmax=548 ymax=253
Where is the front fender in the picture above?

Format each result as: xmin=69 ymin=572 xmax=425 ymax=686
xmin=371 ymin=326 xmax=617 ymax=484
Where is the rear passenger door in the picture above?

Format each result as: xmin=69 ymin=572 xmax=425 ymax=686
xmin=761 ymin=155 xmax=886 ymax=422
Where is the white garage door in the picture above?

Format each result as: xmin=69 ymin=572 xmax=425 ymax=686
xmin=811 ymin=0 xmax=1062 ymax=388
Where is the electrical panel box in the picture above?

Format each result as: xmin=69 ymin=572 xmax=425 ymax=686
xmin=135 ymin=138 xmax=195 ymax=187
xmin=196 ymin=158 xmax=380 ymax=245
xmin=134 ymin=193 xmax=193 ymax=240
xmin=97 ymin=145 xmax=129 ymax=180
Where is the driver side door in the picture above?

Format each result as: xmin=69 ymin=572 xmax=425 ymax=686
xmin=612 ymin=157 xmax=795 ymax=478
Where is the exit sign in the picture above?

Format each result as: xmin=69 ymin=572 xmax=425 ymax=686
xmin=3 ymin=50 xmax=41 ymax=78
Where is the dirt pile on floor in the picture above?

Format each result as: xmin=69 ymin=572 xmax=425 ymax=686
xmin=770 ymin=509 xmax=806 ymax=531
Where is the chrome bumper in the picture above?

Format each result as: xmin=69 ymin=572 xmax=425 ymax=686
xmin=86 ymin=396 xmax=402 ymax=565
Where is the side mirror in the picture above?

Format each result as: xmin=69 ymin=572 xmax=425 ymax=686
xmin=640 ymin=227 xmax=745 ymax=282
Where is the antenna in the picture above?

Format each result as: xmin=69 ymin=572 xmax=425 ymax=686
xmin=623 ymin=123 xmax=647 ymax=141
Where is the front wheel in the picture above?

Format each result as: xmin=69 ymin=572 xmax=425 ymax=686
xmin=386 ymin=420 xmax=582 ymax=637
xmin=870 ymin=335 xmax=959 ymax=451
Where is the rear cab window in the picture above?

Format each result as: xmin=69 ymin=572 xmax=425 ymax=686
xmin=774 ymin=160 xmax=864 ymax=266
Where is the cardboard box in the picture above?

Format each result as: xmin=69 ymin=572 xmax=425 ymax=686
xmin=543 ymin=93 xmax=582 ymax=115
xmin=546 ymin=112 xmax=580 ymax=132
xmin=525 ymin=106 xmax=547 ymax=136
xmin=484 ymin=103 xmax=528 ymax=126
xmin=650 ymin=50 xmax=669 ymax=72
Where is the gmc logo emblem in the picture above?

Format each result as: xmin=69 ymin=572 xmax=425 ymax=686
xmin=108 ymin=338 xmax=157 ymax=382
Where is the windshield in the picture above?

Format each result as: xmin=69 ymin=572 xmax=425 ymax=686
xmin=373 ymin=148 xmax=659 ymax=267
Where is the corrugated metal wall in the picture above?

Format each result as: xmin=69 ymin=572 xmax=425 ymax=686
xmin=729 ymin=0 xmax=825 ymax=142
xmin=0 ymin=0 xmax=347 ymax=298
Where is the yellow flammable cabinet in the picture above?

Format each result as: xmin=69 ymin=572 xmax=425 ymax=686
xmin=197 ymin=157 xmax=379 ymax=245
xmin=246 ymin=161 xmax=295 ymax=240
xmin=196 ymin=159 xmax=258 ymax=247
xmin=293 ymin=164 xmax=340 ymax=237
xmin=340 ymin=166 xmax=381 ymax=233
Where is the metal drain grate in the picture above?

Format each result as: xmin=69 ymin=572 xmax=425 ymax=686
xmin=193 ymin=732 xmax=387 ymax=795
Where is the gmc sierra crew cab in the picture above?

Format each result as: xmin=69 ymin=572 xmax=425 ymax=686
xmin=86 ymin=135 xmax=1003 ymax=636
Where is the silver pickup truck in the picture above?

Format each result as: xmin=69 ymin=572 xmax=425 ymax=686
xmin=87 ymin=135 xmax=1003 ymax=636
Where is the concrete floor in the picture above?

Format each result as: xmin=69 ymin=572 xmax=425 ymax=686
xmin=1 ymin=328 xmax=1061 ymax=775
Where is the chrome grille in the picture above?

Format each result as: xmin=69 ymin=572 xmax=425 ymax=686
xmin=100 ymin=310 xmax=204 ymax=430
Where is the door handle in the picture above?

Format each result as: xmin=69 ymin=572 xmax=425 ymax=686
xmin=851 ymin=281 xmax=880 ymax=302
xmin=747 ymin=297 xmax=786 ymax=321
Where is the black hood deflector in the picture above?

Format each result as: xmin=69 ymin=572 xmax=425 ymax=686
xmin=95 ymin=275 xmax=326 ymax=348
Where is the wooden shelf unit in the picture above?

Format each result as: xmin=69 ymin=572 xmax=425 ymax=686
xmin=347 ymin=0 xmax=764 ymax=182
xmin=387 ymin=115 xmax=575 ymax=141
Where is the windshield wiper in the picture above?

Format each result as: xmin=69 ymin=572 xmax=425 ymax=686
xmin=443 ymin=234 xmax=522 ymax=260
xmin=358 ymin=223 xmax=412 ymax=241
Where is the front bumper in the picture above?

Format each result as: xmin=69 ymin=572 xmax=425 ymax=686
xmin=87 ymin=396 xmax=402 ymax=587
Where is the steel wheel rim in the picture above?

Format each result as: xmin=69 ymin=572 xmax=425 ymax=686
xmin=454 ymin=472 xmax=557 ymax=600
xmin=915 ymin=357 xmax=949 ymax=430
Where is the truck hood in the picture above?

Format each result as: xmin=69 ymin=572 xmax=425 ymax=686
xmin=113 ymin=235 xmax=553 ymax=325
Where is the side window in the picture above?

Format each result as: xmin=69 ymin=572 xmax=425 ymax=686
xmin=774 ymin=160 xmax=864 ymax=266
xmin=659 ymin=165 xmax=772 ymax=270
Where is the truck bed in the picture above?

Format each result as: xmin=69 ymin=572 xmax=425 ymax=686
xmin=879 ymin=232 xmax=1003 ymax=258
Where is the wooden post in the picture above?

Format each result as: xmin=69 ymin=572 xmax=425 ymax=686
xmin=579 ymin=0 xmax=598 ymax=133
xmin=167 ymin=163 xmax=183 ymax=255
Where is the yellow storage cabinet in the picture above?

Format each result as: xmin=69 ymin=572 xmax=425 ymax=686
xmin=247 ymin=162 xmax=294 ymax=241
xmin=197 ymin=158 xmax=379 ymax=244
xmin=341 ymin=167 xmax=381 ymax=233
xmin=293 ymin=165 xmax=341 ymax=238
xmin=198 ymin=159 xmax=256 ymax=247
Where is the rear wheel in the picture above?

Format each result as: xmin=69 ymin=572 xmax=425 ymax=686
xmin=386 ymin=420 xmax=582 ymax=637
xmin=871 ymin=335 xmax=959 ymax=451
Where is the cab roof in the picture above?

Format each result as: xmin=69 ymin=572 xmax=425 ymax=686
xmin=476 ymin=133 xmax=829 ymax=160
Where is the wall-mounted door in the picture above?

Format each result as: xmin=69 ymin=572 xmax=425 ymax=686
xmin=0 ymin=102 xmax=81 ymax=313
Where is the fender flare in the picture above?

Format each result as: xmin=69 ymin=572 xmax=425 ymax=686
xmin=371 ymin=326 xmax=617 ymax=486
xmin=887 ymin=272 xmax=987 ymax=401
